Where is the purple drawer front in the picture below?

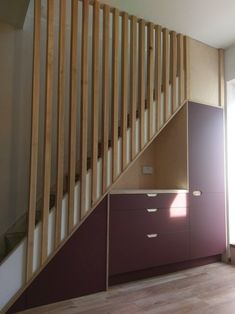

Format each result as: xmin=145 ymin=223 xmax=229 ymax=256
xmin=109 ymin=231 xmax=189 ymax=275
xmin=110 ymin=193 xmax=188 ymax=211
xmin=110 ymin=207 xmax=189 ymax=235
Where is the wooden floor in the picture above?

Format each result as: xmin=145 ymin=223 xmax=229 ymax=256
xmin=18 ymin=262 xmax=235 ymax=314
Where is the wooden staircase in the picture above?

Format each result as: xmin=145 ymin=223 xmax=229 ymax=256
xmin=0 ymin=0 xmax=190 ymax=312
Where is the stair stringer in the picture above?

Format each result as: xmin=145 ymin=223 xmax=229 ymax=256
xmin=0 ymin=99 xmax=187 ymax=313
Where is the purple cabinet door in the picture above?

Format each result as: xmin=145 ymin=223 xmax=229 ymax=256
xmin=189 ymin=193 xmax=226 ymax=259
xmin=188 ymin=102 xmax=225 ymax=193
xmin=109 ymin=228 xmax=189 ymax=275
xmin=188 ymin=102 xmax=226 ymax=259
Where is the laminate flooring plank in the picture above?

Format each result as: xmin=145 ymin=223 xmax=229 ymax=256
xmin=18 ymin=263 xmax=235 ymax=314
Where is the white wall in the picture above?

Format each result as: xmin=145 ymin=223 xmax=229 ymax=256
xmin=0 ymin=14 xmax=33 ymax=236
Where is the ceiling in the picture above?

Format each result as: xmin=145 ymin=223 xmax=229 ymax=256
xmin=0 ymin=0 xmax=30 ymax=28
xmin=102 ymin=0 xmax=235 ymax=49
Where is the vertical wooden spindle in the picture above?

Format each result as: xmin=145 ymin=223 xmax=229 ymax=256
xmin=55 ymin=0 xmax=66 ymax=248
xmin=170 ymin=31 xmax=177 ymax=113
xmin=41 ymin=0 xmax=54 ymax=264
xmin=26 ymin=0 xmax=41 ymax=281
xmin=68 ymin=0 xmax=78 ymax=232
xmin=102 ymin=5 xmax=110 ymax=193
xmin=80 ymin=0 xmax=89 ymax=219
xmin=218 ymin=48 xmax=225 ymax=107
xmin=91 ymin=1 xmax=100 ymax=205
xmin=121 ymin=12 xmax=128 ymax=170
xmin=139 ymin=19 xmax=145 ymax=149
xmin=112 ymin=8 xmax=119 ymax=181
xmin=163 ymin=28 xmax=169 ymax=122
xmin=155 ymin=25 xmax=162 ymax=130
xmin=178 ymin=33 xmax=184 ymax=106
xmin=184 ymin=36 xmax=190 ymax=102
xmin=147 ymin=22 xmax=154 ymax=138
xmin=130 ymin=15 xmax=137 ymax=160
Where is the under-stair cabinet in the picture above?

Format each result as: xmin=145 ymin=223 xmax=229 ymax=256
xmin=109 ymin=101 xmax=226 ymax=283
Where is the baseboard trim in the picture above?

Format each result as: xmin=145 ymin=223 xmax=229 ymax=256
xmin=109 ymin=255 xmax=222 ymax=286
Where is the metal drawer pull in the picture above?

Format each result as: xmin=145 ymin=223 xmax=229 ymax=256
xmin=147 ymin=193 xmax=157 ymax=197
xmin=147 ymin=234 xmax=158 ymax=238
xmin=147 ymin=208 xmax=158 ymax=213
xmin=193 ymin=190 xmax=202 ymax=196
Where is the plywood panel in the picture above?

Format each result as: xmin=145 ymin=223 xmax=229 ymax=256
xmin=41 ymin=0 xmax=54 ymax=264
xmin=113 ymin=105 xmax=188 ymax=190
xmin=189 ymin=38 xmax=220 ymax=107
xmin=55 ymin=0 xmax=66 ymax=248
xmin=155 ymin=25 xmax=162 ymax=130
xmin=218 ymin=49 xmax=225 ymax=107
xmin=112 ymin=8 xmax=119 ymax=181
xmin=102 ymin=5 xmax=110 ymax=193
xmin=26 ymin=0 xmax=41 ymax=281
xmin=68 ymin=0 xmax=78 ymax=231
xmin=147 ymin=23 xmax=154 ymax=138
xmin=139 ymin=19 xmax=145 ymax=149
xmin=170 ymin=31 xmax=177 ymax=113
xmin=121 ymin=12 xmax=128 ymax=169
xmin=163 ymin=28 xmax=169 ymax=122
xmin=130 ymin=16 xmax=137 ymax=160
xmin=91 ymin=1 xmax=100 ymax=204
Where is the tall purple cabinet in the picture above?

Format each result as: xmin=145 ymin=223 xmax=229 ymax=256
xmin=188 ymin=102 xmax=226 ymax=259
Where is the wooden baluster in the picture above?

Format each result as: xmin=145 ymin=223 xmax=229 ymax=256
xmin=26 ymin=0 xmax=41 ymax=281
xmin=218 ymin=48 xmax=225 ymax=107
xmin=170 ymin=31 xmax=177 ymax=113
xmin=41 ymin=0 xmax=54 ymax=264
xmin=147 ymin=22 xmax=154 ymax=138
xmin=121 ymin=12 xmax=128 ymax=170
xmin=102 ymin=5 xmax=110 ymax=193
xmin=139 ymin=19 xmax=145 ymax=149
xmin=112 ymin=8 xmax=119 ymax=181
xmin=130 ymin=15 xmax=137 ymax=160
xmin=91 ymin=1 xmax=100 ymax=205
xmin=163 ymin=28 xmax=169 ymax=122
xmin=178 ymin=33 xmax=184 ymax=106
xmin=80 ymin=0 xmax=89 ymax=219
xmin=155 ymin=25 xmax=162 ymax=130
xmin=55 ymin=0 xmax=66 ymax=248
xmin=68 ymin=0 xmax=78 ymax=232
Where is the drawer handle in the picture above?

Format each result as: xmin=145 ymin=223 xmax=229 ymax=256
xmin=147 ymin=193 xmax=157 ymax=197
xmin=147 ymin=234 xmax=158 ymax=238
xmin=193 ymin=190 xmax=202 ymax=196
xmin=147 ymin=208 xmax=158 ymax=213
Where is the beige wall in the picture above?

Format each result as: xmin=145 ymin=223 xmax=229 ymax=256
xmin=189 ymin=38 xmax=221 ymax=107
